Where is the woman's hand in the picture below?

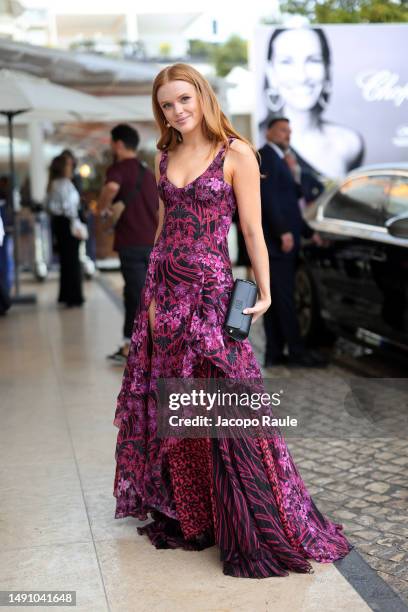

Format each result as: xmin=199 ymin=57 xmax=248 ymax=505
xmin=243 ymin=295 xmax=271 ymax=323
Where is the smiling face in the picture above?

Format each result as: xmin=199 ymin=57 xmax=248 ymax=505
xmin=267 ymin=29 xmax=327 ymax=112
xmin=157 ymin=80 xmax=203 ymax=137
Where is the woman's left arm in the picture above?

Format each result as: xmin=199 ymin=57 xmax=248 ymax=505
xmin=61 ymin=179 xmax=80 ymax=219
xmin=227 ymin=140 xmax=271 ymax=323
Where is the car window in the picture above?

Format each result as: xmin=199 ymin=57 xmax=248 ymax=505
xmin=385 ymin=176 xmax=408 ymax=219
xmin=324 ymin=175 xmax=390 ymax=226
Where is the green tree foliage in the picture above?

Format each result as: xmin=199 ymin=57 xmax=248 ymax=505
xmin=188 ymin=39 xmax=214 ymax=59
xmin=279 ymin=0 xmax=408 ymax=23
xmin=212 ymin=35 xmax=248 ymax=77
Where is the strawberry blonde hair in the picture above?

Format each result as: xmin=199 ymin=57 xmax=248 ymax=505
xmin=152 ymin=62 xmax=258 ymax=161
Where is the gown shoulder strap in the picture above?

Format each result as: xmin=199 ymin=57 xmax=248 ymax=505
xmin=218 ymin=136 xmax=236 ymax=163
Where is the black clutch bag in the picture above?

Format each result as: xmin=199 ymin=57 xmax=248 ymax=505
xmin=223 ymin=279 xmax=258 ymax=341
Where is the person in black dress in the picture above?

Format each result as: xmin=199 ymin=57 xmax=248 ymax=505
xmin=47 ymin=155 xmax=84 ymax=307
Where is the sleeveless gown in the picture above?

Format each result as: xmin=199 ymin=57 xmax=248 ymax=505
xmin=113 ymin=138 xmax=353 ymax=578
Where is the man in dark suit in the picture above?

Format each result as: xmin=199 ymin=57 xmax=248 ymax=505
xmin=259 ymin=117 xmax=326 ymax=368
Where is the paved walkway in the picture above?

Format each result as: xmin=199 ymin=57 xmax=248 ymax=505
xmin=104 ymin=269 xmax=408 ymax=609
xmin=0 ymin=274 xmax=406 ymax=612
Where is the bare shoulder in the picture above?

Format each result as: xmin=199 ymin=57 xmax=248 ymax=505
xmin=223 ymin=139 xmax=259 ymax=187
xmin=324 ymin=123 xmax=363 ymax=156
xmin=226 ymin=138 xmax=258 ymax=175
xmin=228 ymin=138 xmax=253 ymax=158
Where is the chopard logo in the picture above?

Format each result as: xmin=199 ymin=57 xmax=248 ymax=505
xmin=356 ymin=70 xmax=408 ymax=106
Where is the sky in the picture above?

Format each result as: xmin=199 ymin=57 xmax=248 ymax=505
xmin=21 ymin=0 xmax=277 ymax=14
xmin=20 ymin=0 xmax=280 ymax=39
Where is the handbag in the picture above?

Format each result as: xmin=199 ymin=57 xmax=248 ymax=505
xmin=70 ymin=218 xmax=89 ymax=241
xmin=106 ymin=161 xmax=147 ymax=229
xmin=223 ymin=279 xmax=258 ymax=341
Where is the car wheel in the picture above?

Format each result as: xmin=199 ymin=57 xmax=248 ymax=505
xmin=295 ymin=265 xmax=320 ymax=345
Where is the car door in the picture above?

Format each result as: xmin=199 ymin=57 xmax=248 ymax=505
xmin=314 ymin=173 xmax=391 ymax=340
xmin=377 ymin=173 xmax=408 ymax=346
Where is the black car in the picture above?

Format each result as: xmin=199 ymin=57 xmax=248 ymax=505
xmin=296 ymin=164 xmax=408 ymax=361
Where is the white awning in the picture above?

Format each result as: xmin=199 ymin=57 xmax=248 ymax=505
xmin=0 ymin=69 xmax=143 ymax=124
xmin=0 ymin=38 xmax=159 ymax=90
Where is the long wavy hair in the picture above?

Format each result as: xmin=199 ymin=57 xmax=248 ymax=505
xmin=152 ymin=63 xmax=258 ymax=161
xmin=47 ymin=154 xmax=69 ymax=193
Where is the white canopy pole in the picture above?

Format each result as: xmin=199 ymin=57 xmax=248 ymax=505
xmin=27 ymin=120 xmax=47 ymax=204
xmin=126 ymin=11 xmax=139 ymax=42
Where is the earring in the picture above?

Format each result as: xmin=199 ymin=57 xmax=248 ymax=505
xmin=265 ymin=86 xmax=284 ymax=113
xmin=318 ymin=81 xmax=331 ymax=111
xmin=165 ymin=122 xmax=171 ymax=127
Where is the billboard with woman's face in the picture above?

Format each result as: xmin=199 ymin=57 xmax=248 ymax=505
xmin=254 ymin=24 xmax=408 ymax=180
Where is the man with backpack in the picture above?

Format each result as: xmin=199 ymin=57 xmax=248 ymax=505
xmin=98 ymin=124 xmax=159 ymax=364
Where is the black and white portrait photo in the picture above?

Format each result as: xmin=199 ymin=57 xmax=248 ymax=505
xmin=255 ymin=24 xmax=408 ymax=180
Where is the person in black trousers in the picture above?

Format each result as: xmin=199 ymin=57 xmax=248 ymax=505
xmin=47 ymin=155 xmax=84 ymax=307
xmin=0 ymin=177 xmax=11 ymax=315
xmin=259 ymin=117 xmax=326 ymax=368
xmin=98 ymin=124 xmax=159 ymax=364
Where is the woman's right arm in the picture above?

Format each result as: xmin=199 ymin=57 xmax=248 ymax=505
xmin=153 ymin=152 xmax=165 ymax=246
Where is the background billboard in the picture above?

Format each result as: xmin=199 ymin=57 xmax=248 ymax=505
xmin=254 ymin=24 xmax=408 ymax=179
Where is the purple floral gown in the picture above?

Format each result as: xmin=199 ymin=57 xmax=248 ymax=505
xmin=113 ymin=138 xmax=353 ymax=578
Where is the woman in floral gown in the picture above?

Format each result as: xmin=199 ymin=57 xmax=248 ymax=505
xmin=113 ymin=63 xmax=353 ymax=578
